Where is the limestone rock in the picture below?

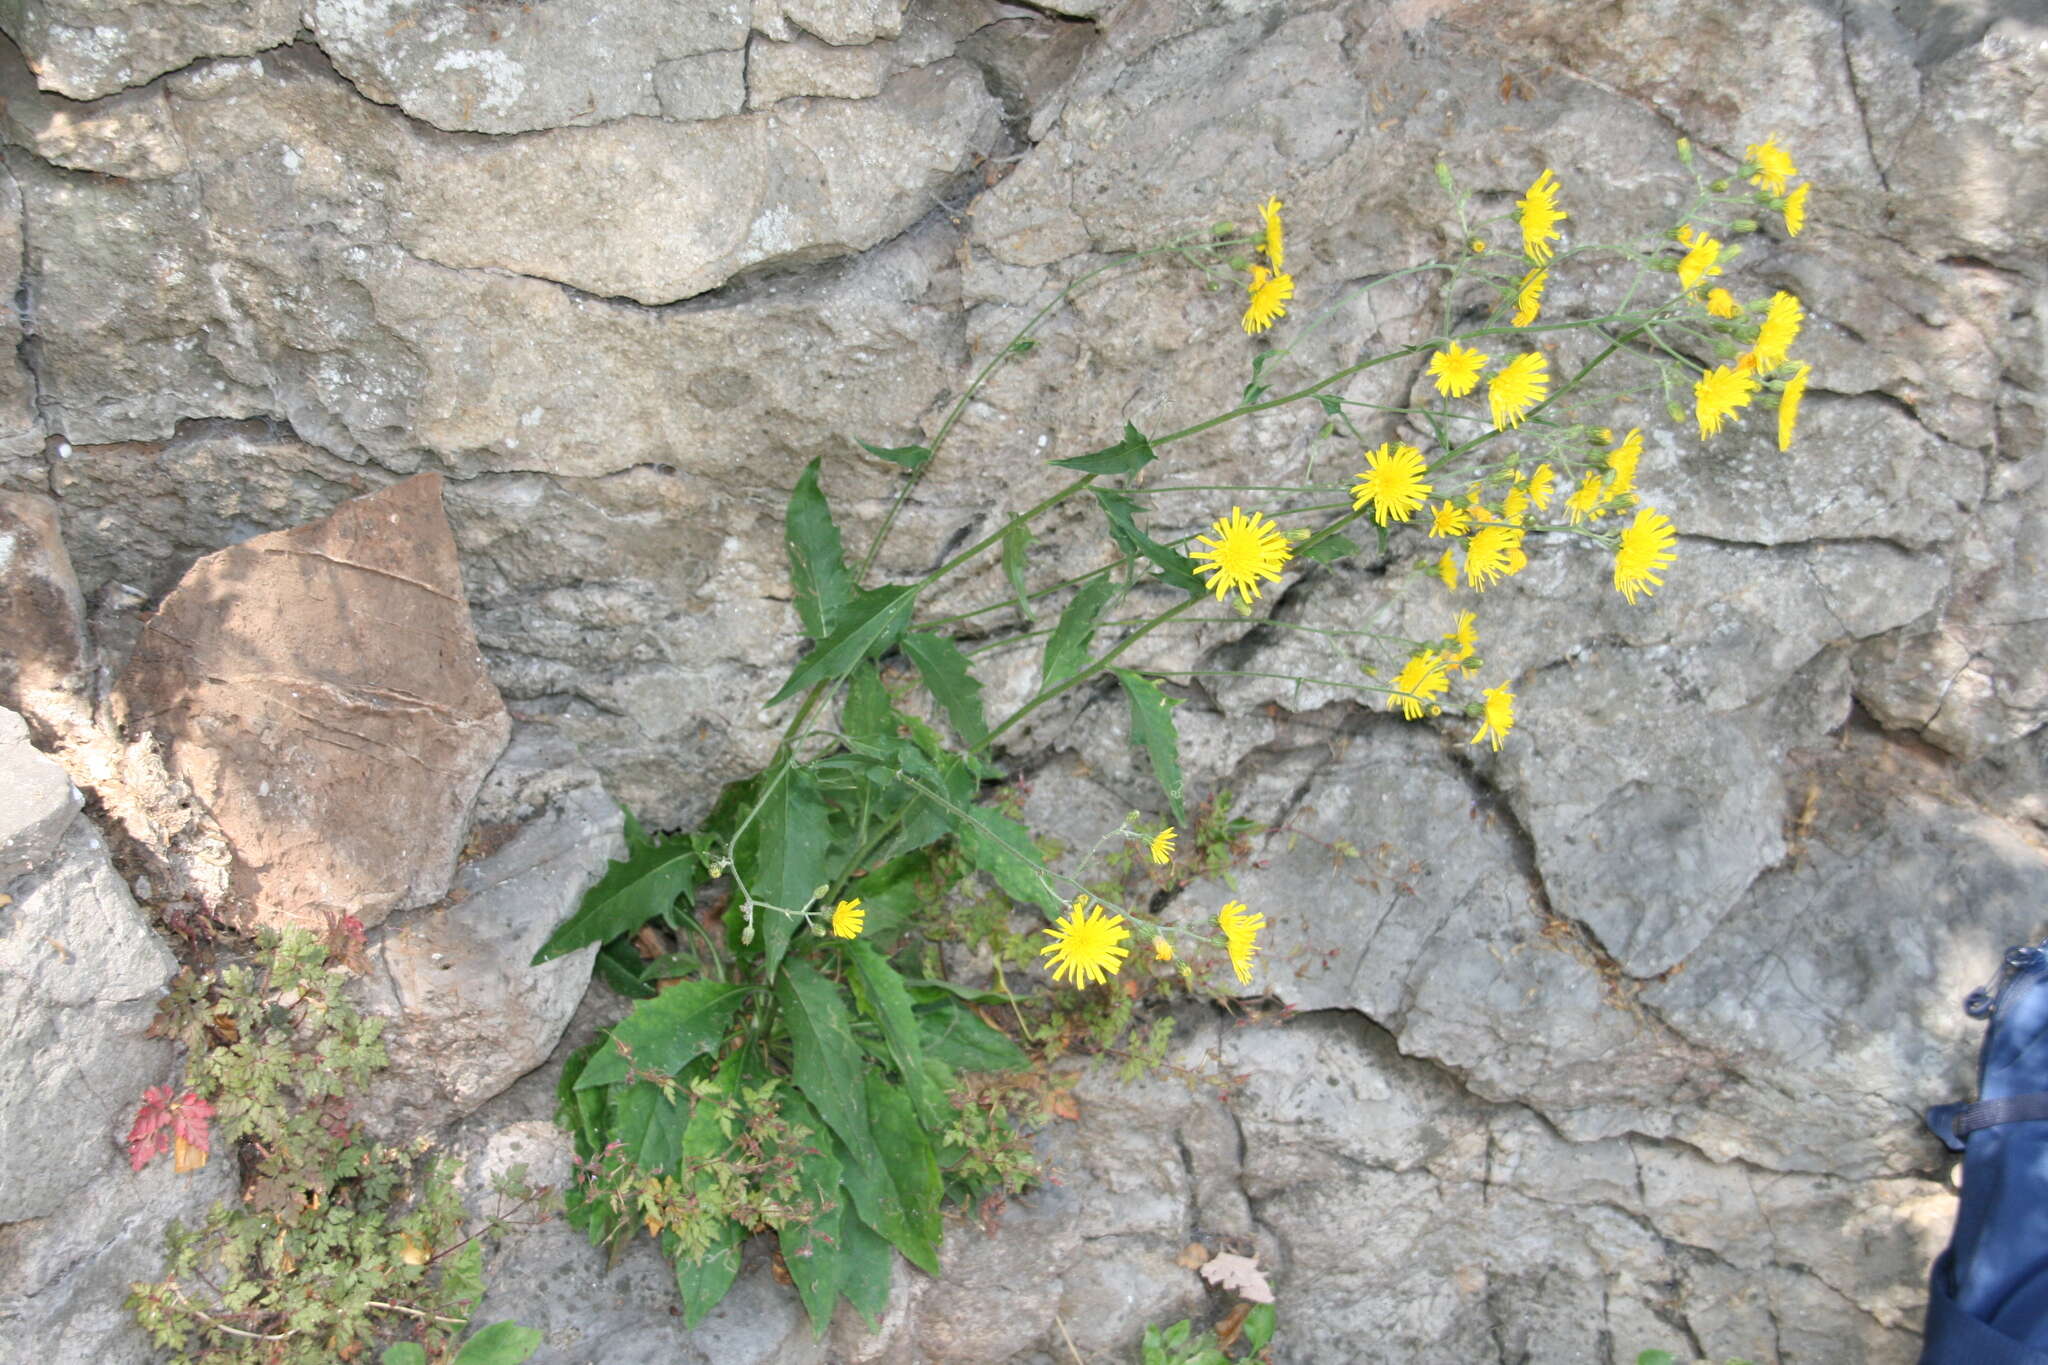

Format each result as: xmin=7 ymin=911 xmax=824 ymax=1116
xmin=0 ymin=0 xmax=297 ymax=100
xmin=753 ymin=0 xmax=907 ymax=47
xmin=112 ymin=474 xmax=510 ymax=929
xmin=0 ymin=706 xmax=78 ymax=881
xmin=0 ymin=491 xmax=92 ymax=741
xmin=354 ymin=725 xmax=620 ymax=1136
xmin=307 ymin=0 xmax=749 ymax=134
xmin=0 ymin=45 xmax=187 ymax=178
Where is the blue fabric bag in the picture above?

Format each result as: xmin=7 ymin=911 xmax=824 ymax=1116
xmin=1924 ymin=941 xmax=2048 ymax=1363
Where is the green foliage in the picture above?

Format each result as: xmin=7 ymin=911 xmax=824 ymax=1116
xmin=382 ymin=1322 xmax=543 ymax=1365
xmin=1635 ymin=1353 xmax=1758 ymax=1365
xmin=1140 ymin=1303 xmax=1278 ymax=1364
xmin=129 ymin=931 xmax=543 ymax=1363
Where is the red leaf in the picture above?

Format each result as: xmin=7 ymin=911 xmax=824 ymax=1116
xmin=170 ymin=1092 xmax=214 ymax=1154
xmin=126 ymin=1085 xmax=175 ymax=1172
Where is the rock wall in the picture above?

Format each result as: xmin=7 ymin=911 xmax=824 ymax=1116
xmin=0 ymin=0 xmax=2044 ymax=1361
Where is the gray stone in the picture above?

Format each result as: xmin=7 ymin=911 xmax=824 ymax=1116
xmin=0 ymin=0 xmax=297 ymax=100
xmin=651 ymin=48 xmax=747 ymax=122
xmin=307 ymin=0 xmax=749 ymax=134
xmin=753 ymin=0 xmax=907 ymax=47
xmin=0 ymin=491 xmax=92 ymax=742
xmin=398 ymin=60 xmax=1002 ymax=304
xmin=0 ymin=45 xmax=187 ymax=178
xmin=0 ymin=706 xmax=78 ymax=881
xmin=354 ymin=724 xmax=620 ymax=1137
xmin=111 ymin=474 xmax=510 ymax=929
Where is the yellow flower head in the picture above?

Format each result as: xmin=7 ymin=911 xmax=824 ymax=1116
xmin=1613 ymin=506 xmax=1679 ymax=604
xmin=1243 ymin=266 xmax=1295 ymax=334
xmin=1783 ymin=181 xmax=1809 ymax=237
xmin=831 ymin=898 xmax=865 ymax=939
xmin=1388 ymin=649 xmax=1452 ymax=720
xmin=1526 ymin=463 xmax=1557 ymax=511
xmin=1259 ymin=196 xmax=1285 ymax=273
xmin=1676 ymin=228 xmax=1724 ymax=293
xmin=1352 ymin=443 xmax=1434 ymax=526
xmin=1604 ymin=429 xmax=1642 ymax=498
xmin=1747 ymin=135 xmax=1798 ymax=196
xmin=1437 ymin=548 xmax=1459 ymax=590
xmin=1694 ymin=364 xmax=1759 ymax=438
xmin=1512 ymin=268 xmax=1548 ymax=327
xmin=1149 ymin=826 xmax=1177 ymax=865
xmin=1747 ymin=291 xmax=1804 ymax=373
xmin=1428 ymin=499 xmax=1472 ymax=539
xmin=1488 ymin=353 xmax=1551 ymax=430
xmin=1779 ymin=363 xmax=1811 ymax=451
xmin=1217 ymin=901 xmax=1268 ymax=985
xmin=1705 ymin=287 xmax=1741 ymax=319
xmin=1428 ymin=341 xmax=1489 ymax=397
xmin=1191 ymin=506 xmax=1294 ymax=605
xmin=1471 ymin=683 xmax=1516 ymax=751
xmin=1517 ymin=168 xmax=1567 ymax=262
xmin=1564 ymin=470 xmax=1605 ymax=524
xmin=1153 ymin=936 xmax=1175 ymax=963
xmin=1040 ymin=895 xmax=1131 ymax=987
xmin=1464 ymin=524 xmax=1525 ymax=591
xmin=1444 ymin=610 xmax=1478 ymax=663
xmin=1502 ymin=487 xmax=1531 ymax=524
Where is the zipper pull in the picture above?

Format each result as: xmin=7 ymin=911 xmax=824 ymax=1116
xmin=1967 ymin=944 xmax=2046 ymax=1018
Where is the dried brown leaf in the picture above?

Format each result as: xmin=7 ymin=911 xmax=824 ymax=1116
xmin=1200 ymin=1251 xmax=1275 ymax=1303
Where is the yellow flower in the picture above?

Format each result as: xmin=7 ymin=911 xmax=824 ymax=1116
xmin=1564 ymin=471 xmax=1605 ymax=524
xmin=1428 ymin=500 xmax=1471 ymax=538
xmin=1676 ymin=228 xmax=1723 ymax=293
xmin=1526 ymin=463 xmax=1557 ymax=511
xmin=1604 ymin=429 xmax=1642 ymax=498
xmin=1040 ymin=895 xmax=1131 ymax=987
xmin=1502 ymin=487 xmax=1530 ymax=524
xmin=1512 ymin=268 xmax=1547 ymax=327
xmin=1351 ymin=443 xmax=1434 ymax=526
xmin=1427 ymin=341 xmax=1488 ymax=397
xmin=1153 ymin=936 xmax=1175 ymax=963
xmin=1778 ymin=363 xmax=1810 ymax=451
xmin=1259 ymin=196 xmax=1285 ymax=273
xmin=1746 ymin=290 xmax=1803 ymax=373
xmin=1387 ymin=649 xmax=1452 ymax=720
xmin=1694 ymin=364 xmax=1758 ymax=437
xmin=1705 ymin=287 xmax=1740 ymax=319
xmin=1242 ymin=266 xmax=1295 ymax=334
xmin=1471 ymin=684 xmax=1516 ymax=751
xmin=831 ymin=898 xmax=865 ymax=939
xmin=1191 ymin=505 xmax=1294 ymax=605
xmin=1463 ymin=524 xmax=1525 ymax=591
xmin=1149 ymin=826 xmax=1177 ymax=865
xmin=1783 ymin=181 xmax=1809 ymax=237
xmin=1613 ymin=506 xmax=1678 ymax=604
xmin=1469 ymin=238 xmax=1487 ymax=254
xmin=1437 ymin=549 xmax=1459 ymax=590
xmin=1517 ymin=168 xmax=1567 ymax=262
xmin=1218 ymin=901 xmax=1268 ymax=985
xmin=1488 ymin=353 xmax=1550 ymax=430
xmin=1747 ymin=134 xmax=1798 ymax=196
xmin=1444 ymin=610 xmax=1478 ymax=664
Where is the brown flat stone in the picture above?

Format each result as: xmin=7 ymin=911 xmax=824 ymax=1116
xmin=113 ymin=474 xmax=509 ymax=929
xmin=0 ymin=491 xmax=92 ymax=745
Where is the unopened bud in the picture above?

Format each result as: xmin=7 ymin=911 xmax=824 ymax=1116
xmin=1434 ymin=160 xmax=1456 ymax=192
xmin=1676 ymin=137 xmax=1695 ymax=167
xmin=1729 ymin=219 xmax=1760 ymax=233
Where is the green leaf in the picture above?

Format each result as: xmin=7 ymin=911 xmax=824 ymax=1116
xmin=555 ymin=1042 xmax=607 ymax=1155
xmin=531 ymin=821 xmax=701 ymax=964
xmin=593 ymin=939 xmax=657 ymax=999
xmin=841 ymin=662 xmax=898 ymax=752
xmin=734 ymin=765 xmax=830 ymax=979
xmin=1041 ymin=576 xmax=1115 ymax=690
xmin=1000 ymin=522 xmax=1035 ymax=620
xmin=846 ymin=942 xmax=948 ymax=1131
xmin=1051 ymin=421 xmax=1155 ymax=475
xmin=381 ymin=1346 xmax=427 ymax=1365
xmin=838 ymin=851 xmax=928 ymax=944
xmin=768 ymin=584 xmax=919 ymax=707
xmin=1635 ymin=1353 xmax=1677 ymax=1365
xmin=673 ymin=1221 xmax=743 ymax=1329
xmin=787 ymin=457 xmax=855 ymax=641
xmin=950 ymin=800 xmax=1062 ymax=915
xmin=836 ymin=1209 xmax=896 ymax=1328
xmin=773 ymin=1090 xmax=846 ymax=1338
xmin=1092 ymin=488 xmax=1204 ymax=594
xmin=899 ymin=631 xmax=989 ymax=750
xmin=903 ymin=977 xmax=1019 ymax=1006
xmin=1244 ymin=1302 xmax=1278 ymax=1351
xmin=450 ymin=1323 xmax=544 ymax=1365
xmin=857 ymin=439 xmax=933 ymax=472
xmin=575 ymin=981 xmax=748 ymax=1089
xmin=439 ymin=1238 xmax=486 ymax=1324
xmin=777 ymin=962 xmax=879 ymax=1169
xmin=1112 ymin=668 xmax=1187 ymax=827
xmin=917 ymin=1001 xmax=1029 ymax=1072
xmin=864 ymin=1073 xmax=942 ymax=1253
xmin=612 ymin=1077 xmax=692 ymax=1173
xmin=834 ymin=1130 xmax=936 ymax=1275
xmin=1299 ymin=531 xmax=1361 ymax=564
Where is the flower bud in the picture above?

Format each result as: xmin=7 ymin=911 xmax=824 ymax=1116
xmin=1730 ymin=219 xmax=1760 ymax=233
xmin=1434 ymin=161 xmax=1456 ymax=192
xmin=1676 ymin=137 xmax=1695 ymax=167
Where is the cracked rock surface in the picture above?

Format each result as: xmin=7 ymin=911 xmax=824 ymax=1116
xmin=0 ymin=0 xmax=2042 ymax=1360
